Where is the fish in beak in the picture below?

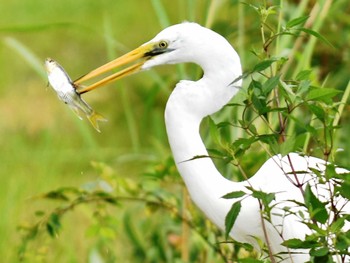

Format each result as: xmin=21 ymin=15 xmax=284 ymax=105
xmin=74 ymin=40 xmax=172 ymax=94
xmin=45 ymin=58 xmax=107 ymax=132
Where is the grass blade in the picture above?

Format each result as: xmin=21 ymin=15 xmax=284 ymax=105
xmin=4 ymin=37 xmax=45 ymax=79
xmin=151 ymin=0 xmax=171 ymax=28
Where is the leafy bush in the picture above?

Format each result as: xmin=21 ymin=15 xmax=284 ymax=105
xmin=11 ymin=1 xmax=350 ymax=262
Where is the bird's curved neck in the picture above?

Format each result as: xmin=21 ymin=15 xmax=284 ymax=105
xmin=163 ymin=32 xmax=242 ymax=226
xmin=165 ymin=104 xmax=234 ymax=203
xmin=165 ymin=102 xmax=238 ymax=229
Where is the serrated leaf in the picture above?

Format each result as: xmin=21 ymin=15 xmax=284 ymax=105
xmin=225 ymin=201 xmax=242 ymax=239
xmin=286 ymin=16 xmax=309 ymax=28
xmin=304 ymin=184 xmax=328 ymax=224
xmin=230 ymin=72 xmax=248 ymax=86
xmin=324 ymin=163 xmax=338 ymax=180
xmin=250 ymin=189 xmax=275 ymax=208
xmin=232 ymin=137 xmax=257 ymax=150
xmin=231 ymin=137 xmax=257 ymax=158
xmin=208 ymin=117 xmax=220 ymax=145
xmin=222 ymin=191 xmax=246 ymax=199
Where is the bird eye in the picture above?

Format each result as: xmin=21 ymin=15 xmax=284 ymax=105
xmin=158 ymin=40 xmax=168 ymax=49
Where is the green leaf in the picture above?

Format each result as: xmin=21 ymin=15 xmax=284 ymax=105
xmin=250 ymin=79 xmax=263 ymax=92
xmin=280 ymin=134 xmax=296 ymax=156
xmin=222 ymin=191 xmax=246 ymax=199
xmin=286 ymin=16 xmax=309 ymax=28
xmin=308 ymin=104 xmax=325 ymax=121
xmin=282 ymin=238 xmax=318 ymax=249
xmin=278 ymin=79 xmax=295 ymax=103
xmin=335 ymin=232 xmax=350 ymax=250
xmin=34 ymin=210 xmax=45 ymax=217
xmin=44 ymin=191 xmax=70 ymax=201
xmin=296 ymin=80 xmax=311 ymax=99
xmin=231 ymin=137 xmax=257 ymax=158
xmin=304 ymin=184 xmax=328 ymax=224
xmin=225 ymin=201 xmax=242 ymax=239
xmin=46 ymin=213 xmax=61 ymax=238
xmin=330 ymin=218 xmax=345 ymax=233
xmin=257 ymin=134 xmax=279 ymax=145
xmin=93 ymin=191 xmax=118 ymax=204
xmin=296 ymin=70 xmax=312 ymax=81
xmin=251 ymin=189 xmax=275 ymax=207
xmin=238 ymin=259 xmax=264 ymax=263
xmin=281 ymin=238 xmax=304 ymax=248
xmin=262 ymin=75 xmax=280 ymax=95
xmin=232 ymin=137 xmax=257 ymax=151
xmin=310 ymin=247 xmax=329 ymax=257
xmin=298 ymin=28 xmax=334 ymax=47
xmin=339 ymin=182 xmax=350 ymax=199
xmin=305 ymin=88 xmax=341 ymax=101
xmin=207 ymin=117 xmax=220 ymax=145
xmin=252 ymin=59 xmax=277 ymax=72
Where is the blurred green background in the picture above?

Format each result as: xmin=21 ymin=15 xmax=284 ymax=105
xmin=1 ymin=0 xmax=350 ymax=262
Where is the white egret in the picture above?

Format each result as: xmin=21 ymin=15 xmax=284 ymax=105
xmin=74 ymin=22 xmax=349 ymax=262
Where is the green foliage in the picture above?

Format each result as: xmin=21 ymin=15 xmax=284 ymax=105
xmin=1 ymin=0 xmax=349 ymax=263
xmin=225 ymin=201 xmax=242 ymax=239
xmin=304 ymin=184 xmax=328 ymax=224
xmin=207 ymin=1 xmax=350 ymax=262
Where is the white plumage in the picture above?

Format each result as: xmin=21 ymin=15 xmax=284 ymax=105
xmin=141 ymin=23 xmax=349 ymax=262
xmin=78 ymin=22 xmax=350 ymax=262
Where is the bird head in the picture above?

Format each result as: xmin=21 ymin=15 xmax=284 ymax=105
xmin=74 ymin=22 xmax=241 ymax=94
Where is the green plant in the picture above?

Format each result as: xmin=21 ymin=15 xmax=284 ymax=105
xmin=8 ymin=1 xmax=350 ymax=262
xmin=213 ymin=2 xmax=350 ymax=262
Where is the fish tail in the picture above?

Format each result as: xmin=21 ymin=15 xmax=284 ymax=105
xmin=87 ymin=111 xmax=108 ymax=132
xmin=69 ymin=106 xmax=84 ymax=120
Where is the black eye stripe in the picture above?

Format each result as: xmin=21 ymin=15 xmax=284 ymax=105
xmin=143 ymin=40 xmax=173 ymax=57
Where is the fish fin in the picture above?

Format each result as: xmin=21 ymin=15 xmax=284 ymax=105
xmin=68 ymin=105 xmax=84 ymax=120
xmin=87 ymin=112 xmax=108 ymax=132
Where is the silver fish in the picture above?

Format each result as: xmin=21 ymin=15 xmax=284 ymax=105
xmin=45 ymin=58 xmax=107 ymax=132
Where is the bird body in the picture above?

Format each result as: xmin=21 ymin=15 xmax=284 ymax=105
xmin=73 ymin=22 xmax=349 ymax=262
xmin=146 ymin=23 xmax=349 ymax=262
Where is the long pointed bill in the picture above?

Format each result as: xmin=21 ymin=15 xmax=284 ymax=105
xmin=74 ymin=43 xmax=154 ymax=94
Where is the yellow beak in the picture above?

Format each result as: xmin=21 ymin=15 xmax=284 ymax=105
xmin=74 ymin=43 xmax=155 ymax=94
